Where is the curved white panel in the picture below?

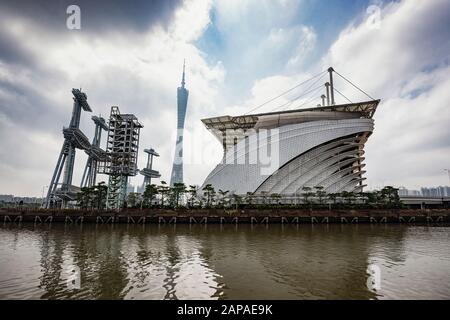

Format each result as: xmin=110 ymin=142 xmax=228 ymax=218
xmin=202 ymin=118 xmax=374 ymax=195
xmin=258 ymin=143 xmax=364 ymax=194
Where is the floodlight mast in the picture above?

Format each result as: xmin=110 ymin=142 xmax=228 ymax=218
xmin=328 ymin=67 xmax=335 ymax=106
xmin=321 ymin=95 xmax=326 ymax=107
xmin=325 ymin=82 xmax=331 ymax=106
xmin=140 ymin=148 xmax=161 ymax=190
xmin=81 ymin=115 xmax=108 ymax=188
xmin=45 ymin=89 xmax=92 ymax=209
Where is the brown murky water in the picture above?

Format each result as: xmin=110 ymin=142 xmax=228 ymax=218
xmin=0 ymin=223 xmax=449 ymax=300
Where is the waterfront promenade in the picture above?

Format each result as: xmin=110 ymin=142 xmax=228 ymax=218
xmin=1 ymin=208 xmax=449 ymax=224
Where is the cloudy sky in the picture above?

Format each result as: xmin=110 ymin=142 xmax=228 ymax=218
xmin=0 ymin=0 xmax=449 ymax=196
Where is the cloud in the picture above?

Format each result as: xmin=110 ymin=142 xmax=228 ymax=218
xmin=323 ymin=0 xmax=450 ymax=99
xmin=207 ymin=0 xmax=311 ymax=101
xmin=320 ymin=0 xmax=450 ymax=189
xmin=0 ymin=0 xmax=224 ymax=196
xmin=1 ymin=0 xmax=449 ymax=196
xmin=285 ymin=26 xmax=317 ymax=68
xmin=0 ymin=0 xmax=183 ymax=34
xmin=366 ymin=65 xmax=450 ymax=188
xmin=227 ymin=0 xmax=450 ymax=190
xmin=170 ymin=0 xmax=213 ymax=41
xmin=214 ymin=0 xmax=300 ymax=30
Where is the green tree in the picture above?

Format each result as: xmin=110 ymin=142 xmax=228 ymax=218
xmin=259 ymin=191 xmax=269 ymax=205
xmin=172 ymin=183 xmax=187 ymax=207
xmin=340 ymin=191 xmax=355 ymax=206
xmin=301 ymin=186 xmax=315 ymax=207
xmin=77 ymin=187 xmax=91 ymax=209
xmin=326 ymin=192 xmax=338 ymax=210
xmin=315 ymin=186 xmax=326 ymax=206
xmin=187 ymin=185 xmax=199 ymax=207
xmin=143 ymin=184 xmax=158 ymax=207
xmin=381 ymin=186 xmax=401 ymax=208
xmin=231 ymin=193 xmax=242 ymax=210
xmin=127 ymin=192 xmax=141 ymax=208
xmin=357 ymin=192 xmax=370 ymax=208
xmin=202 ymin=184 xmax=216 ymax=208
xmin=158 ymin=181 xmax=170 ymax=207
xmin=93 ymin=182 xmax=107 ymax=210
xmin=270 ymin=193 xmax=282 ymax=206
xmin=218 ymin=189 xmax=229 ymax=208
xmin=245 ymin=192 xmax=254 ymax=206
xmin=328 ymin=193 xmax=338 ymax=205
xmin=365 ymin=191 xmax=378 ymax=208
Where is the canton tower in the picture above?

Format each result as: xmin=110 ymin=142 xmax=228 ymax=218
xmin=170 ymin=60 xmax=189 ymax=186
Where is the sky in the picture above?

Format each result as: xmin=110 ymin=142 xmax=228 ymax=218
xmin=0 ymin=0 xmax=449 ymax=197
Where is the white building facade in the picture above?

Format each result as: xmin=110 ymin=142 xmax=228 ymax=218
xmin=201 ymin=100 xmax=379 ymax=195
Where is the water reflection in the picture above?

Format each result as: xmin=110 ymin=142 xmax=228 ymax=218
xmin=0 ymin=223 xmax=449 ymax=300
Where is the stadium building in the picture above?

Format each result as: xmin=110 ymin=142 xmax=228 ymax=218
xmin=201 ymin=68 xmax=380 ymax=195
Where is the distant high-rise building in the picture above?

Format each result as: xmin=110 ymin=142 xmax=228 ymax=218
xmin=421 ymin=186 xmax=450 ymax=197
xmin=170 ymin=60 xmax=189 ymax=186
xmin=399 ymin=187 xmax=421 ymax=196
xmin=398 ymin=188 xmax=409 ymax=196
xmin=399 ymin=186 xmax=450 ymax=197
xmin=0 ymin=195 xmax=14 ymax=202
xmin=127 ymin=182 xmax=136 ymax=195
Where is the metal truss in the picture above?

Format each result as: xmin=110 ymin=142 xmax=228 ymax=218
xmin=81 ymin=116 xmax=108 ymax=188
xmin=106 ymin=174 xmax=128 ymax=210
xmin=99 ymin=106 xmax=143 ymax=209
xmin=45 ymin=89 xmax=92 ymax=208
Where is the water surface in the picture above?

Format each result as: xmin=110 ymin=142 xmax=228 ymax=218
xmin=0 ymin=223 xmax=449 ymax=299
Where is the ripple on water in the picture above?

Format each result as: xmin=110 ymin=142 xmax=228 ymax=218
xmin=0 ymin=224 xmax=449 ymax=299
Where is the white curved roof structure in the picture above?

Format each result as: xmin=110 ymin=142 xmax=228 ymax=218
xmin=201 ymin=100 xmax=379 ymax=195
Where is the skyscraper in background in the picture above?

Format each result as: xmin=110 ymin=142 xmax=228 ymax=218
xmin=170 ymin=60 xmax=189 ymax=186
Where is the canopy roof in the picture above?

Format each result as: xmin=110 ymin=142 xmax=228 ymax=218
xmin=201 ymin=100 xmax=380 ymax=150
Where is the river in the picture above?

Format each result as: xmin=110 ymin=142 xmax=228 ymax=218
xmin=0 ymin=223 xmax=449 ymax=299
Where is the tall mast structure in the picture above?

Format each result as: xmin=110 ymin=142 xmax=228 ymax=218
xmin=170 ymin=60 xmax=189 ymax=186
xmin=141 ymin=148 xmax=161 ymax=189
xmin=45 ymin=89 xmax=92 ymax=208
xmin=81 ymin=115 xmax=108 ymax=188
xmin=98 ymin=106 xmax=143 ymax=209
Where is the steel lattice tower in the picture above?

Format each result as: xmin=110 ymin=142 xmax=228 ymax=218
xmin=45 ymin=89 xmax=92 ymax=208
xmin=98 ymin=106 xmax=143 ymax=209
xmin=170 ymin=60 xmax=189 ymax=186
xmin=81 ymin=116 xmax=108 ymax=188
